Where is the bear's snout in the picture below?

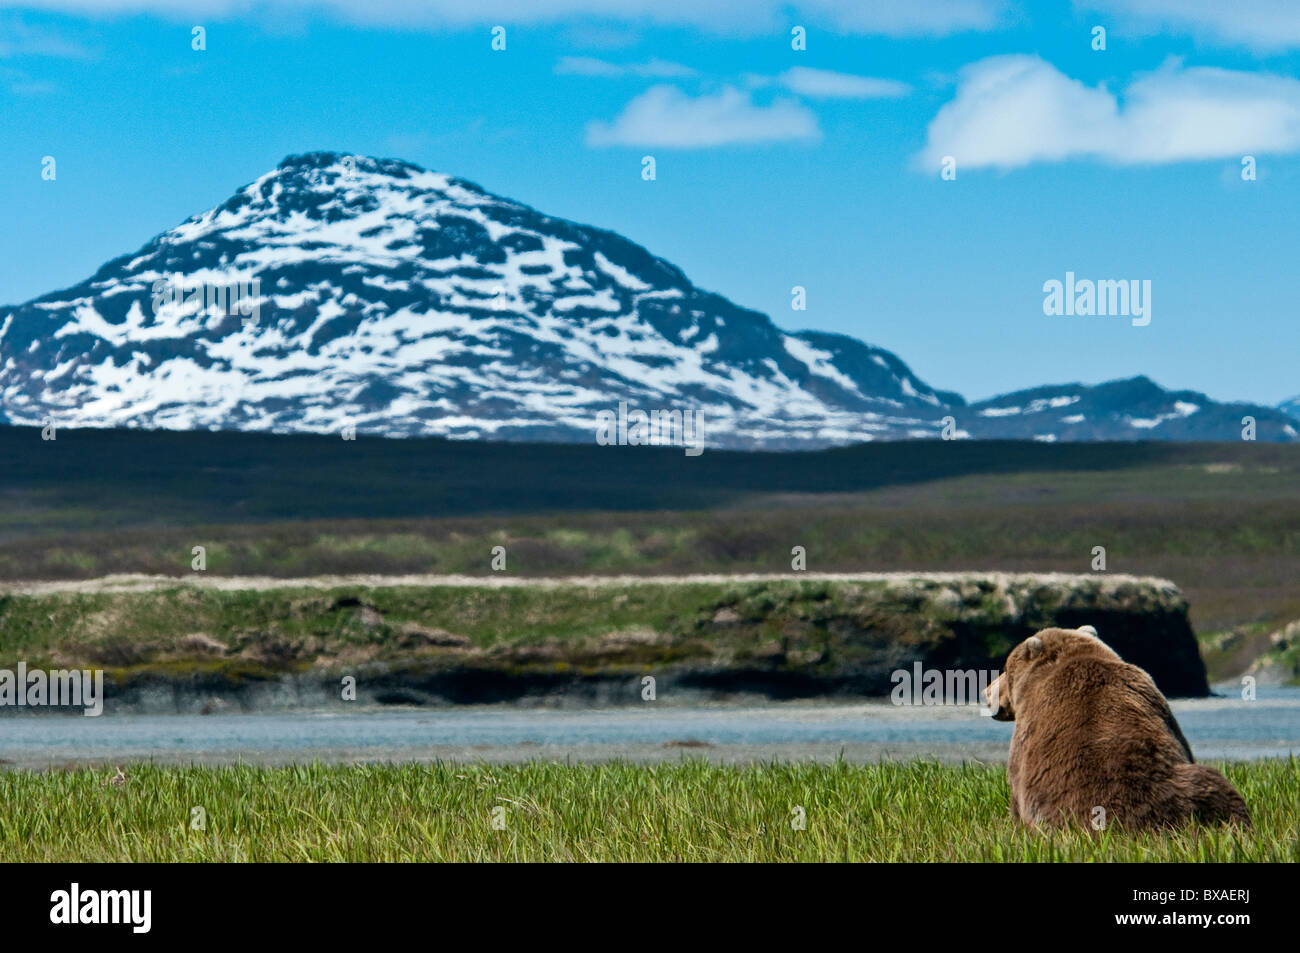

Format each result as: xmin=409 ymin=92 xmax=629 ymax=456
xmin=986 ymin=674 xmax=1013 ymax=721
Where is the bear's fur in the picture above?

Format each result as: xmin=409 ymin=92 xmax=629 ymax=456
xmin=985 ymin=626 xmax=1250 ymax=831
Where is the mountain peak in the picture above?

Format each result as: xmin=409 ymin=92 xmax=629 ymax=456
xmin=271 ymin=151 xmax=454 ymax=187
xmin=0 ymin=153 xmax=960 ymax=446
xmin=0 ymin=156 xmax=1294 ymax=446
xmin=277 ymin=150 xmax=355 ymax=169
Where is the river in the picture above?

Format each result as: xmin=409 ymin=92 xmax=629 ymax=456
xmin=0 ymin=684 xmax=1295 ymax=769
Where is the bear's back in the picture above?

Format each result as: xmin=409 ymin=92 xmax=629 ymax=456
xmin=1009 ymin=653 xmax=1194 ymax=828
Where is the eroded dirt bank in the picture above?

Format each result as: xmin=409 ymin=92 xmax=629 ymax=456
xmin=0 ymin=572 xmax=1210 ymax=708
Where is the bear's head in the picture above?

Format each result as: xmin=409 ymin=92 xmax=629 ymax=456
xmin=985 ymin=625 xmax=1118 ymax=721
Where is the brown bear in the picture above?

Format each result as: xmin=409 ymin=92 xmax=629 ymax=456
xmin=985 ymin=625 xmax=1250 ymax=831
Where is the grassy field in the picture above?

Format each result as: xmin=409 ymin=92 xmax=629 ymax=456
xmin=2 ymin=429 xmax=1297 ymax=647
xmin=0 ymin=759 xmax=1293 ymax=862
xmin=0 ymin=426 xmax=1229 ymax=534
xmin=3 ymin=428 xmax=1298 ymax=679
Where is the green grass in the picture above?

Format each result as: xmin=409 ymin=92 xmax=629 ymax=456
xmin=0 ymin=759 xmax=1294 ymax=861
xmin=9 ymin=427 xmax=1263 ymax=537
xmin=0 ymin=581 xmax=769 ymax=674
xmin=4 ymin=439 xmax=1299 ymax=639
xmin=5 ymin=429 xmax=1299 ymax=674
xmin=0 ymin=576 xmax=1199 ymax=695
xmin=0 ymin=578 xmax=919 ymax=657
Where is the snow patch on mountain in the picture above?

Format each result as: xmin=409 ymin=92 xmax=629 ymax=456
xmin=0 ymin=151 xmax=1295 ymax=447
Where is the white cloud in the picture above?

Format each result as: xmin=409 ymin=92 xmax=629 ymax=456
xmin=772 ymin=66 xmax=910 ymax=99
xmin=0 ymin=19 xmax=92 ymax=58
xmin=1080 ymin=1 xmax=1300 ymax=52
xmin=804 ymin=0 xmax=1005 ymax=36
xmin=585 ymin=85 xmax=820 ymax=147
xmin=0 ymin=1 xmax=1007 ymax=36
xmin=555 ymin=55 xmax=696 ymax=78
xmin=920 ymin=55 xmax=1300 ymax=170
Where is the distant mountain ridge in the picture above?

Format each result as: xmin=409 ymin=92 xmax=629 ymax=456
xmin=964 ymin=376 xmax=1295 ymax=443
xmin=1 ymin=152 xmax=1295 ymax=448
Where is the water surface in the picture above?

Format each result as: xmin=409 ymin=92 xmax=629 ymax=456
xmin=1 ymin=685 xmax=1294 ymax=768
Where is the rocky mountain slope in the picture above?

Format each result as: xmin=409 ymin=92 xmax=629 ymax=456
xmin=1 ymin=152 xmax=1294 ymax=448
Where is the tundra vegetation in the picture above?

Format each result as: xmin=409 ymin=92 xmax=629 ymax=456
xmin=1 ymin=431 xmax=1297 ymax=682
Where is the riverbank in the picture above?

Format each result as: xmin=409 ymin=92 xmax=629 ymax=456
xmin=0 ymin=572 xmax=1212 ymax=707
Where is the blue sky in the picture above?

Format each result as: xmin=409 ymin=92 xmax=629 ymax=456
xmin=2 ymin=0 xmax=1298 ymax=404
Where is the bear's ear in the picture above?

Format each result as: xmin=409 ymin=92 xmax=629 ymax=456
xmin=1077 ymin=625 xmax=1098 ymax=637
xmin=1023 ymin=635 xmax=1044 ymax=660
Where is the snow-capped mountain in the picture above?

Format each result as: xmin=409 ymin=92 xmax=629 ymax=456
xmin=966 ymin=377 xmax=1298 ymax=443
xmin=1 ymin=152 xmax=1295 ymax=448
